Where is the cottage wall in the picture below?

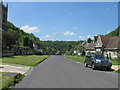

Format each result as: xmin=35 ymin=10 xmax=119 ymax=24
xmin=86 ymin=49 xmax=96 ymax=55
xmin=104 ymin=50 xmax=118 ymax=59
xmin=95 ymin=36 xmax=102 ymax=48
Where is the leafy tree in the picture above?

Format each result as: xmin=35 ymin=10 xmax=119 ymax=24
xmin=2 ymin=32 xmax=16 ymax=49
xmin=87 ymin=38 xmax=92 ymax=43
xmin=23 ymin=37 xmax=30 ymax=47
xmin=29 ymin=40 xmax=33 ymax=49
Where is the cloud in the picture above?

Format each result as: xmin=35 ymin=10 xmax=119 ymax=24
xmin=87 ymin=35 xmax=94 ymax=39
xmin=41 ymin=35 xmax=53 ymax=40
xmin=52 ymin=32 xmax=59 ymax=35
xmin=43 ymin=35 xmax=52 ymax=38
xmin=63 ymin=31 xmax=76 ymax=36
xmin=79 ymin=36 xmax=85 ymax=39
xmin=107 ymin=31 xmax=110 ymax=34
xmin=20 ymin=25 xmax=40 ymax=33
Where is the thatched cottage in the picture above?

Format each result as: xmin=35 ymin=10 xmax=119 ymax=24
xmin=85 ymin=35 xmax=120 ymax=59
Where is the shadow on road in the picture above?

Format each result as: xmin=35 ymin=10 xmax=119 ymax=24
xmin=87 ymin=66 xmax=114 ymax=72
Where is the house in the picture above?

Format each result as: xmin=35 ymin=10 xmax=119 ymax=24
xmin=64 ymin=51 xmax=70 ymax=55
xmin=85 ymin=35 xmax=120 ymax=59
xmin=72 ymin=43 xmax=85 ymax=56
xmin=73 ymin=50 xmax=81 ymax=55
xmin=33 ymin=43 xmax=39 ymax=50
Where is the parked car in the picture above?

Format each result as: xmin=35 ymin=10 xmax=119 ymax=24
xmin=84 ymin=53 xmax=112 ymax=70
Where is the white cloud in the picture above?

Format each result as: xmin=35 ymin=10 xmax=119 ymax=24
xmin=63 ymin=31 xmax=76 ymax=36
xmin=107 ymin=31 xmax=110 ymax=34
xmin=87 ymin=35 xmax=91 ymax=38
xmin=44 ymin=35 xmax=52 ymax=38
xmin=52 ymin=32 xmax=59 ymax=35
xmin=41 ymin=35 xmax=53 ymax=40
xmin=87 ymin=35 xmax=94 ymax=39
xmin=20 ymin=25 xmax=40 ymax=33
xmin=79 ymin=36 xmax=85 ymax=39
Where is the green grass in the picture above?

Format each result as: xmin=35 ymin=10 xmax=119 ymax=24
xmin=114 ymin=69 xmax=120 ymax=73
xmin=65 ymin=56 xmax=120 ymax=65
xmin=0 ymin=72 xmax=25 ymax=89
xmin=111 ymin=58 xmax=120 ymax=65
xmin=1 ymin=55 xmax=49 ymax=67
xmin=65 ymin=55 xmax=85 ymax=63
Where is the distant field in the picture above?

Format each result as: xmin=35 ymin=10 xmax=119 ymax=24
xmin=1 ymin=55 xmax=49 ymax=67
xmin=65 ymin=55 xmax=120 ymax=65
xmin=64 ymin=56 xmax=85 ymax=63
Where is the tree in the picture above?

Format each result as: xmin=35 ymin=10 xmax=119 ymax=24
xmin=107 ymin=26 xmax=120 ymax=36
xmin=87 ymin=38 xmax=92 ymax=43
xmin=2 ymin=32 xmax=16 ymax=49
xmin=23 ymin=37 xmax=29 ymax=47
xmin=29 ymin=40 xmax=33 ymax=49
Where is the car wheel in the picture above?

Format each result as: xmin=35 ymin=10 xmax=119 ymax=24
xmin=84 ymin=62 xmax=88 ymax=67
xmin=92 ymin=63 xmax=96 ymax=70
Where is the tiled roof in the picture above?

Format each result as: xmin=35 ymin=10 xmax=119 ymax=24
xmin=86 ymin=35 xmax=120 ymax=50
xmin=99 ymin=35 xmax=114 ymax=47
xmin=86 ymin=42 xmax=96 ymax=49
xmin=105 ymin=36 xmax=120 ymax=49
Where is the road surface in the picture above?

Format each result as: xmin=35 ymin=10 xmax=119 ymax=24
xmin=15 ymin=56 xmax=118 ymax=88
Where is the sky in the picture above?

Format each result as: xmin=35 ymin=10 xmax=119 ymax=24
xmin=5 ymin=2 xmax=118 ymax=41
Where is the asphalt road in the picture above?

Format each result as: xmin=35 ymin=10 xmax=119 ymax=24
xmin=14 ymin=56 xmax=118 ymax=88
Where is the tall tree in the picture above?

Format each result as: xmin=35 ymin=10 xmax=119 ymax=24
xmin=23 ymin=37 xmax=29 ymax=47
xmin=87 ymin=38 xmax=92 ymax=43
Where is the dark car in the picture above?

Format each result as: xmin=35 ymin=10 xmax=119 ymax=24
xmin=84 ymin=53 xmax=112 ymax=70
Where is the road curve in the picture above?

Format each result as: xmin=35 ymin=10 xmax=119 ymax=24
xmin=14 ymin=56 xmax=118 ymax=88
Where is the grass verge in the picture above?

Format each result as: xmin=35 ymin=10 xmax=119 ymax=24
xmin=64 ymin=55 xmax=85 ymax=63
xmin=111 ymin=60 xmax=120 ymax=65
xmin=65 ymin=55 xmax=120 ymax=65
xmin=1 ymin=55 xmax=49 ymax=67
xmin=0 ymin=72 xmax=25 ymax=90
xmin=113 ymin=69 xmax=120 ymax=73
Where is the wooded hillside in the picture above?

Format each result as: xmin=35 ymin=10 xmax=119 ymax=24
xmin=107 ymin=26 xmax=120 ymax=36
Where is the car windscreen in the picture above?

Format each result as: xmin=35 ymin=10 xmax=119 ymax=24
xmin=95 ymin=55 xmax=105 ymax=59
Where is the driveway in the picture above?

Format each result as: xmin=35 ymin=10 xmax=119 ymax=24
xmin=14 ymin=56 xmax=118 ymax=88
xmin=0 ymin=64 xmax=31 ymax=74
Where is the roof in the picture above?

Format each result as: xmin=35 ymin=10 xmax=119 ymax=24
xmin=86 ymin=35 xmax=120 ymax=50
xmin=105 ymin=36 xmax=120 ymax=49
xmin=99 ymin=35 xmax=114 ymax=47
xmin=86 ymin=42 xmax=96 ymax=50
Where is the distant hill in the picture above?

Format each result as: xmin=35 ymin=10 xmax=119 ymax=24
xmin=40 ymin=41 xmax=83 ymax=55
xmin=107 ymin=26 xmax=120 ymax=36
xmin=3 ymin=21 xmax=83 ymax=55
xmin=3 ymin=21 xmax=42 ymax=50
